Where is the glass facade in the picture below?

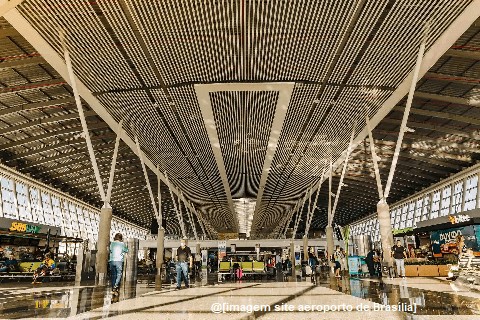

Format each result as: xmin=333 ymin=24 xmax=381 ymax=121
xmin=350 ymin=167 xmax=480 ymax=243
xmin=0 ymin=168 xmax=148 ymax=250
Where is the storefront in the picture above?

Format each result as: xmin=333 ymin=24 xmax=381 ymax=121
xmin=414 ymin=208 xmax=480 ymax=258
xmin=0 ymin=217 xmax=81 ymax=263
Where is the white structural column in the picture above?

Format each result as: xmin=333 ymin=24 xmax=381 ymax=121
xmin=0 ymin=0 xmax=25 ymax=16
xmin=374 ymin=28 xmax=427 ymax=268
xmin=327 ymin=160 xmax=333 ymax=227
xmin=155 ymin=167 xmax=164 ymax=289
xmin=135 ymin=136 xmax=159 ymax=218
xmin=191 ymin=205 xmax=207 ymax=239
xmin=61 ymin=32 xmax=105 ymax=204
xmin=61 ymin=32 xmax=113 ymax=285
xmin=165 ymin=172 xmax=186 ymax=238
xmin=384 ymin=28 xmax=427 ymax=200
xmin=292 ymin=190 xmax=309 ymax=239
xmin=105 ymin=120 xmax=123 ymax=205
xmin=183 ymin=193 xmax=198 ymax=240
xmin=378 ymin=201 xmax=393 ymax=266
xmin=326 ymin=160 xmax=335 ymax=274
xmin=177 ymin=191 xmax=186 ymax=236
xmin=325 ymin=225 xmax=334 ymax=275
xmin=365 ymin=115 xmax=384 ymax=199
xmin=330 ymin=125 xmax=356 ymax=226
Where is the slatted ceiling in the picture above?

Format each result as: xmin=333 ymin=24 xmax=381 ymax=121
xmin=96 ymin=0 xmax=159 ymax=88
xmin=169 ymin=86 xmax=221 ymax=177
xmin=0 ymin=1 xmax=474 ymax=235
xmin=0 ymin=68 xmax=28 ymax=86
xmin=211 ymin=91 xmax=277 ymax=198
xmin=20 ymin=1 xmax=141 ymax=92
xmin=351 ymin=1 xmax=466 ymax=87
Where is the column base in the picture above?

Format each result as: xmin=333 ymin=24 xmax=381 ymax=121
xmin=95 ymin=272 xmax=108 ymax=286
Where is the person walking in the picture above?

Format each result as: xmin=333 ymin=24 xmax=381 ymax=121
xmin=333 ymin=246 xmax=342 ymax=278
xmin=176 ymin=238 xmax=192 ymax=289
xmin=109 ymin=233 xmax=128 ymax=296
xmin=391 ymin=240 xmax=407 ymax=278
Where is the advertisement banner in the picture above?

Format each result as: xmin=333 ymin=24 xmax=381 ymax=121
xmin=218 ymin=240 xmax=227 ymax=260
xmin=430 ymin=225 xmax=479 ymax=257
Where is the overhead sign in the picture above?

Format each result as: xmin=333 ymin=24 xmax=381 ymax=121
xmin=448 ymin=214 xmax=471 ymax=224
xmin=9 ymin=222 xmax=41 ymax=233
xmin=0 ymin=217 xmax=61 ymax=235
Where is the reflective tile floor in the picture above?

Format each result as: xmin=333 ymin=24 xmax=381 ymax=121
xmin=1 ymin=276 xmax=480 ymax=319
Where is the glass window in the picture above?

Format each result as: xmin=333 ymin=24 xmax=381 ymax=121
xmin=406 ymin=202 xmax=415 ymax=227
xmin=16 ymin=182 xmax=32 ymax=222
xmin=431 ymin=191 xmax=441 ymax=219
xmin=415 ymin=198 xmax=423 ymax=224
xmin=399 ymin=204 xmax=408 ymax=229
xmin=465 ymin=174 xmax=478 ymax=211
xmin=51 ymin=196 xmax=63 ymax=228
xmin=2 ymin=177 xmax=17 ymax=219
xmin=451 ymin=181 xmax=463 ymax=214
xmin=41 ymin=192 xmax=53 ymax=225
xmin=422 ymin=194 xmax=430 ymax=221
xmin=440 ymin=185 xmax=452 ymax=216
xmin=29 ymin=187 xmax=44 ymax=224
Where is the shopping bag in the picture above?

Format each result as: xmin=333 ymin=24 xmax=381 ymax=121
xmin=305 ymin=265 xmax=312 ymax=275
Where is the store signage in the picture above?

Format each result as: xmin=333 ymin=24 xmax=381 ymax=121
xmin=439 ymin=229 xmax=462 ymax=242
xmin=9 ymin=221 xmax=41 ymax=233
xmin=448 ymin=214 xmax=471 ymax=224
xmin=430 ymin=225 xmax=480 ymax=257
xmin=392 ymin=227 xmax=413 ymax=235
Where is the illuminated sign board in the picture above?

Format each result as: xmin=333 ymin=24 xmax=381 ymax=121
xmin=448 ymin=214 xmax=471 ymax=224
xmin=9 ymin=221 xmax=41 ymax=233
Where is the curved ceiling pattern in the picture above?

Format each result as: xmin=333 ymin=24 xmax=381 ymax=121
xmin=0 ymin=0 xmax=475 ymax=239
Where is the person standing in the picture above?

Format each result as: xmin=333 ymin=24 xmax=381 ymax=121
xmin=366 ymin=248 xmax=376 ymax=277
xmin=333 ymin=246 xmax=342 ymax=278
xmin=176 ymin=238 xmax=192 ymax=289
xmin=109 ymin=233 xmax=128 ymax=296
xmin=391 ymin=240 xmax=407 ymax=278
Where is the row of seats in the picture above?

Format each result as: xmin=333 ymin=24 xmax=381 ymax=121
xmin=219 ymin=261 xmax=265 ymax=273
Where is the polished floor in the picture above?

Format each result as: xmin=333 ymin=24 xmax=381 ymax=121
xmin=1 ymin=275 xmax=480 ymax=319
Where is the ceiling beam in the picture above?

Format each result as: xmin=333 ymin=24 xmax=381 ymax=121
xmin=381 ymin=117 xmax=472 ymax=138
xmin=10 ymin=133 xmax=117 ymax=160
xmin=415 ymin=91 xmax=480 ymax=107
xmin=0 ymin=121 xmax=109 ymax=150
xmin=445 ymin=48 xmax=480 ymax=60
xmin=23 ymin=144 xmax=112 ymax=169
xmin=0 ymin=97 xmax=74 ymax=117
xmin=424 ymin=72 xmax=480 ymax=86
xmin=0 ymin=78 xmax=65 ymax=94
xmin=0 ymin=110 xmax=96 ymax=136
xmin=0 ymin=55 xmax=45 ymax=69
xmin=393 ymin=105 xmax=480 ymax=126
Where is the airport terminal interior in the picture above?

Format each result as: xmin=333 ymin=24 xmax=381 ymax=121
xmin=0 ymin=0 xmax=480 ymax=319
